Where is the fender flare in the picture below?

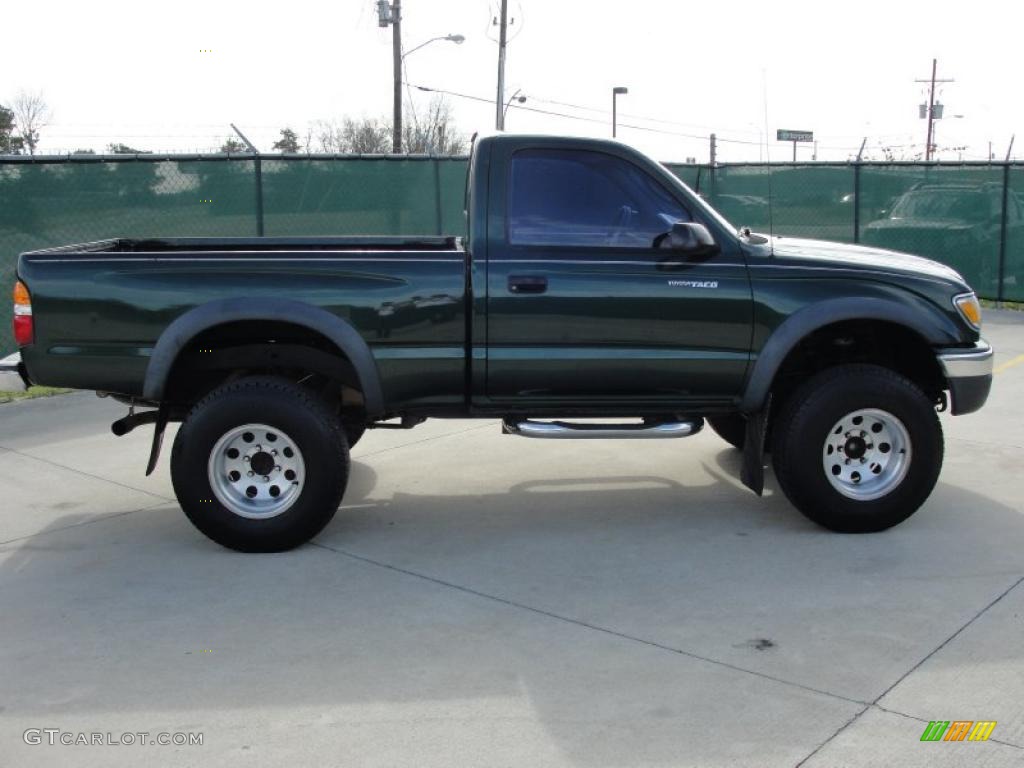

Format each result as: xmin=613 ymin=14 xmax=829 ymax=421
xmin=739 ymin=296 xmax=960 ymax=413
xmin=143 ymin=297 xmax=385 ymax=418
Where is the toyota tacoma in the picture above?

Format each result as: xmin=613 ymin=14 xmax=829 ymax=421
xmin=1 ymin=134 xmax=993 ymax=551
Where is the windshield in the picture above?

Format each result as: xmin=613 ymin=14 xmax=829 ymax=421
xmin=890 ymin=190 xmax=989 ymax=220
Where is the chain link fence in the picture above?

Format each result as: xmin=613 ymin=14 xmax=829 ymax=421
xmin=1 ymin=154 xmax=1021 ymax=351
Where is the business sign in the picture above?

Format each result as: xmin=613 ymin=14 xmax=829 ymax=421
xmin=777 ymin=129 xmax=813 ymax=142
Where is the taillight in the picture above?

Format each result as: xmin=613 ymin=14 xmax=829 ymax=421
xmin=13 ymin=280 xmax=33 ymax=346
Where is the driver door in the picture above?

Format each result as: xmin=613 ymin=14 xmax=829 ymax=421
xmin=485 ymin=145 xmax=752 ymax=405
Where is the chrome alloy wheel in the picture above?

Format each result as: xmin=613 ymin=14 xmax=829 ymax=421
xmin=208 ymin=423 xmax=306 ymax=519
xmin=822 ymin=408 xmax=912 ymax=501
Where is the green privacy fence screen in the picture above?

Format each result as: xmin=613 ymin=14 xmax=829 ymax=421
xmin=1 ymin=154 xmax=1022 ymax=351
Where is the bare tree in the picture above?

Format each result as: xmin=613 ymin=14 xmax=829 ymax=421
xmin=311 ymin=117 xmax=390 ymax=154
xmin=306 ymin=95 xmax=464 ymax=156
xmin=403 ymin=96 xmax=466 ymax=155
xmin=12 ymin=90 xmax=51 ymax=155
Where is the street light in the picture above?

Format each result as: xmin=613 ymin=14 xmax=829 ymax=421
xmin=396 ymin=33 xmax=464 ymax=153
xmin=503 ymin=88 xmax=527 ymax=125
xmin=612 ymin=86 xmax=628 ymax=138
xmin=402 ymin=33 xmax=465 ymax=60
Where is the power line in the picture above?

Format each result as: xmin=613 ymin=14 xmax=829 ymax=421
xmin=409 ymin=82 xmax=880 ymax=151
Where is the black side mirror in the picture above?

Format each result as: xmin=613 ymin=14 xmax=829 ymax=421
xmin=659 ymin=222 xmax=719 ymax=258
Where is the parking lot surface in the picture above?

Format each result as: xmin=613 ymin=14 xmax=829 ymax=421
xmin=1 ymin=309 xmax=1023 ymax=767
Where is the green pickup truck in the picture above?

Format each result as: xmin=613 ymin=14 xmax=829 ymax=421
xmin=2 ymin=134 xmax=993 ymax=552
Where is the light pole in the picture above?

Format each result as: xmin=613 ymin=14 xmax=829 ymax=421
xmin=503 ymin=89 xmax=527 ymax=126
xmin=403 ymin=33 xmax=465 ymax=60
xmin=612 ymin=86 xmax=628 ymax=138
xmin=391 ymin=26 xmax=464 ymax=153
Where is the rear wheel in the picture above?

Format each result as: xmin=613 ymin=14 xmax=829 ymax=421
xmin=171 ymin=376 xmax=349 ymax=552
xmin=771 ymin=364 xmax=942 ymax=533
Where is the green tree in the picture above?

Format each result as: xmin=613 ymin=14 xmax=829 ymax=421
xmin=272 ymin=128 xmax=301 ymax=153
xmin=0 ymin=105 xmax=25 ymax=154
xmin=220 ymin=137 xmax=249 ymax=154
xmin=106 ymin=142 xmax=150 ymax=154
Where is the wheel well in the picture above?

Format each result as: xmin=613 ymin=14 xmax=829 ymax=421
xmin=162 ymin=320 xmax=366 ymax=416
xmin=768 ymin=320 xmax=945 ymax=416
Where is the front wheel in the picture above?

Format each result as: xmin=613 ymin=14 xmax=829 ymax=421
xmin=171 ymin=376 xmax=349 ymax=552
xmin=771 ymin=364 xmax=943 ymax=533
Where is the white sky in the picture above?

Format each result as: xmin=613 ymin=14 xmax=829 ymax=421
xmin=2 ymin=0 xmax=1020 ymax=161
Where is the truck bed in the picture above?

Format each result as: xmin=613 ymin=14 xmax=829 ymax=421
xmin=18 ymin=237 xmax=468 ymax=409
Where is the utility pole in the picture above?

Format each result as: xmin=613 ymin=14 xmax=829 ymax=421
xmin=1007 ymin=135 xmax=1016 ymax=162
xmin=392 ymin=0 xmax=403 ymax=153
xmin=709 ymin=133 xmax=716 ymax=166
xmin=916 ymin=58 xmax=953 ymax=161
xmin=495 ymin=0 xmax=508 ymax=130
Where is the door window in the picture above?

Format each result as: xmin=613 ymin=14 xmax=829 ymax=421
xmin=508 ymin=149 xmax=690 ymax=248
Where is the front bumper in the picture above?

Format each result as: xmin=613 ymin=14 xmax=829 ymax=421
xmin=936 ymin=340 xmax=993 ymax=415
xmin=0 ymin=351 xmax=29 ymax=393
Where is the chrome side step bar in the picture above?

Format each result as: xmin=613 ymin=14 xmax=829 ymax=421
xmin=502 ymin=417 xmax=703 ymax=440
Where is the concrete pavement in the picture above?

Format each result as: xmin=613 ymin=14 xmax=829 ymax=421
xmin=1 ymin=310 xmax=1023 ymax=767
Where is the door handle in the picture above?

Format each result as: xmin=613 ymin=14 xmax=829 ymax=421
xmin=508 ymin=275 xmax=548 ymax=294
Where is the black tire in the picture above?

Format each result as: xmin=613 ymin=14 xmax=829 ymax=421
xmin=171 ymin=376 xmax=349 ymax=552
xmin=771 ymin=364 xmax=943 ymax=533
xmin=708 ymin=414 xmax=747 ymax=450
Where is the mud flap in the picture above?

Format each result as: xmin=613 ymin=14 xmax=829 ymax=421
xmin=145 ymin=406 xmax=169 ymax=476
xmin=740 ymin=395 xmax=771 ymax=496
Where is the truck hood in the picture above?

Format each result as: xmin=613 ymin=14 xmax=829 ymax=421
xmin=767 ymin=235 xmax=967 ymax=284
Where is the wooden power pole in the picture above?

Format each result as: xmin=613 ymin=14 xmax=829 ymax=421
xmin=916 ymin=58 xmax=953 ymax=161
xmin=392 ymin=0 xmax=403 ymax=153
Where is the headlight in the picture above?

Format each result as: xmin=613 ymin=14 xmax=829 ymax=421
xmin=953 ymin=292 xmax=982 ymax=330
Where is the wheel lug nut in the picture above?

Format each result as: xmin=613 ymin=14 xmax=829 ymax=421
xmin=845 ymin=458 xmax=851 ymax=465
xmin=275 ymin=465 xmax=281 ymax=472
xmin=247 ymin=471 xmax=254 ymax=477
xmin=243 ymin=456 xmax=250 ymax=462
xmin=860 ymin=458 xmax=866 ymax=463
xmin=271 ymin=450 xmax=278 ymax=456
xmin=263 ymin=475 xmax=270 ymax=482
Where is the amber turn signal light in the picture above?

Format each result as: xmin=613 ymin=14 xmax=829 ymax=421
xmin=953 ymin=292 xmax=982 ymax=330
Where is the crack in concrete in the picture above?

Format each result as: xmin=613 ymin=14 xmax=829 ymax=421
xmin=0 ymin=500 xmax=170 ymax=547
xmin=0 ymin=444 xmax=174 ymax=503
xmin=311 ymin=541 xmax=1024 ymax=762
xmin=311 ymin=541 xmax=872 ymax=707
xmin=796 ymin=573 xmax=1024 ymax=765
xmin=355 ymin=422 xmax=495 ymax=460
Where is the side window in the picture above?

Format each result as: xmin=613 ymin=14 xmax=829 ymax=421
xmin=508 ymin=149 xmax=690 ymax=248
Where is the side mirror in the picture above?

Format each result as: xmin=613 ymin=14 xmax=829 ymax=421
xmin=660 ymin=222 xmax=719 ymax=258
